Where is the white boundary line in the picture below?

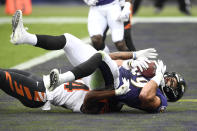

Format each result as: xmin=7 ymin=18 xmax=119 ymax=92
xmin=0 ymin=17 xmax=87 ymax=24
xmin=1 ymin=17 xmax=197 ymax=24
xmin=7 ymin=17 xmax=197 ymax=70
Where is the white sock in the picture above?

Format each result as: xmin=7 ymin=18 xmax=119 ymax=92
xmin=59 ymin=71 xmax=75 ymax=84
xmin=23 ymin=32 xmax=37 ymax=46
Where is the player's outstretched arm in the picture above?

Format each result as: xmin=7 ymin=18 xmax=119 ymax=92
xmin=109 ymin=48 xmax=158 ymax=60
xmin=139 ymin=60 xmax=166 ymax=110
xmin=109 ymin=51 xmax=133 ymax=60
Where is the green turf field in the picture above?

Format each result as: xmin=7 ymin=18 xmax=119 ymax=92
xmin=0 ymin=5 xmax=90 ymax=68
xmin=0 ymin=4 xmax=197 ymax=68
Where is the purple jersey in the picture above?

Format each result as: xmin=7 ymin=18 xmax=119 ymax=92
xmin=116 ymin=67 xmax=168 ymax=113
xmin=96 ymin=0 xmax=114 ymax=6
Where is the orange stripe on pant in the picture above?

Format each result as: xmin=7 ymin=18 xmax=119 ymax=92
xmin=14 ymin=81 xmax=24 ymax=97
xmin=23 ymin=86 xmax=32 ymax=100
xmin=5 ymin=72 xmax=14 ymax=91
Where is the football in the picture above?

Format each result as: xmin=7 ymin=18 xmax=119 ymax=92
xmin=137 ymin=62 xmax=156 ymax=78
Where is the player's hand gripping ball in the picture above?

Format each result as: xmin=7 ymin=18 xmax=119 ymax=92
xmin=138 ymin=62 xmax=156 ymax=78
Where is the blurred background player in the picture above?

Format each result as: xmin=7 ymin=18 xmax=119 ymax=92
xmin=102 ymin=0 xmax=136 ymax=52
xmin=132 ymin=0 xmax=191 ymax=15
xmin=83 ymin=0 xmax=130 ymax=51
xmin=154 ymin=0 xmax=191 ymax=15
xmin=0 ymin=0 xmax=5 ymax=5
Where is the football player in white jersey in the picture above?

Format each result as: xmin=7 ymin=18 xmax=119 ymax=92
xmin=0 ymin=68 xmax=129 ymax=114
xmin=84 ymin=0 xmax=132 ymax=51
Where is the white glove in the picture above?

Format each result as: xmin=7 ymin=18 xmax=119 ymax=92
xmin=117 ymin=2 xmax=131 ymax=22
xmin=83 ymin=0 xmax=98 ymax=6
xmin=115 ymin=78 xmax=130 ymax=96
xmin=151 ymin=60 xmax=166 ymax=86
xmin=133 ymin=48 xmax=158 ymax=60
xmin=127 ymin=58 xmax=151 ymax=72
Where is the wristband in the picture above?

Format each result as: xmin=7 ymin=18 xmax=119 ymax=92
xmin=151 ymin=74 xmax=162 ymax=86
xmin=133 ymin=52 xmax=136 ymax=60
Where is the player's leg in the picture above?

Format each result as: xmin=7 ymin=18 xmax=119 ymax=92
xmin=132 ymin=0 xmax=142 ymax=15
xmin=154 ymin=0 xmax=166 ymax=13
xmin=45 ymin=52 xmax=103 ymax=91
xmin=0 ymin=68 xmax=42 ymax=82
xmin=0 ymin=69 xmax=46 ymax=108
xmin=63 ymin=33 xmax=97 ymax=66
xmin=47 ymin=51 xmax=119 ymax=91
xmin=10 ymin=10 xmax=98 ymax=67
xmin=124 ymin=23 xmax=136 ymax=51
xmin=88 ymin=6 xmax=108 ymax=50
xmin=177 ymin=0 xmax=191 ymax=15
xmin=107 ymin=3 xmax=129 ymax=51
xmin=100 ymin=25 xmax=110 ymax=53
xmin=11 ymin=10 xmax=66 ymax=50
xmin=123 ymin=4 xmax=136 ymax=51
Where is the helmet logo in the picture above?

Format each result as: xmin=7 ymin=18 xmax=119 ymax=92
xmin=181 ymin=85 xmax=185 ymax=92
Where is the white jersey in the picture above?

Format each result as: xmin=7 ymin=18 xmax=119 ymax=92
xmin=44 ymin=80 xmax=89 ymax=112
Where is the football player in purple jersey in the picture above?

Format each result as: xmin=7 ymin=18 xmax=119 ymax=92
xmin=10 ymin=10 xmax=187 ymax=113
xmin=102 ymin=0 xmax=136 ymax=52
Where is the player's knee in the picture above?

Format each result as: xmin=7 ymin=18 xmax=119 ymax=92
xmin=114 ymin=40 xmax=129 ymax=51
xmin=91 ymin=35 xmax=105 ymax=50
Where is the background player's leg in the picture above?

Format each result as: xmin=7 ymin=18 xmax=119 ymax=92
xmin=133 ymin=0 xmax=142 ymax=15
xmin=88 ymin=6 xmax=107 ymax=51
xmin=124 ymin=28 xmax=136 ymax=51
xmin=124 ymin=19 xmax=136 ymax=51
xmin=0 ymin=69 xmax=45 ymax=108
xmin=154 ymin=0 xmax=166 ymax=13
xmin=177 ymin=0 xmax=191 ymax=15
xmin=107 ymin=3 xmax=128 ymax=51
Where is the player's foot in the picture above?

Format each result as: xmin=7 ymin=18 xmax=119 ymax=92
xmin=10 ymin=10 xmax=28 ymax=45
xmin=43 ymin=69 xmax=60 ymax=91
xmin=49 ymin=69 xmax=60 ymax=91
xmin=180 ymin=8 xmax=191 ymax=16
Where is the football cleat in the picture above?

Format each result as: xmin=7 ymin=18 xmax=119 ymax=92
xmin=10 ymin=10 xmax=27 ymax=45
xmin=48 ymin=69 xmax=60 ymax=91
xmin=43 ymin=75 xmax=50 ymax=91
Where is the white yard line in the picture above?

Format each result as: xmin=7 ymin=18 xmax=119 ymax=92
xmin=4 ymin=16 xmax=196 ymax=70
